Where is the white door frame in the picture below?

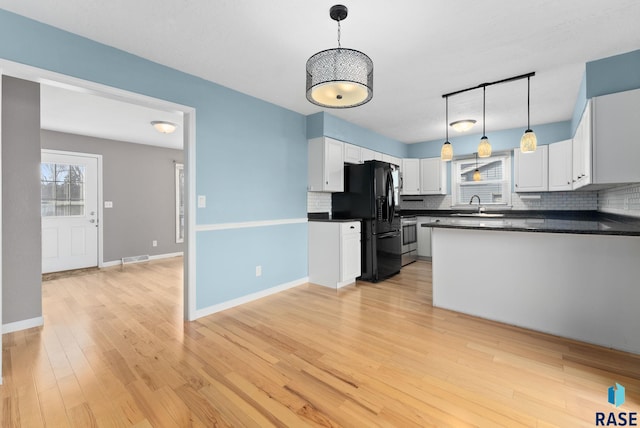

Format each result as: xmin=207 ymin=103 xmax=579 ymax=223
xmin=41 ymin=149 xmax=104 ymax=271
xmin=0 ymin=59 xmax=198 ymax=383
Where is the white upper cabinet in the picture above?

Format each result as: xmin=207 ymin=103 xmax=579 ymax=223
xmin=572 ymin=101 xmax=592 ymax=190
xmin=401 ymin=159 xmax=421 ymax=195
xmin=360 ymin=147 xmax=377 ymax=162
xmin=592 ymin=88 xmax=640 ymax=185
xmin=548 ymin=139 xmax=573 ymax=191
xmin=382 ymin=154 xmax=401 ymax=168
xmin=343 ymin=143 xmax=362 ymax=164
xmin=419 ymin=157 xmax=447 ymax=195
xmin=514 ymin=145 xmax=548 ymax=192
xmin=308 ymin=137 xmax=344 ymax=192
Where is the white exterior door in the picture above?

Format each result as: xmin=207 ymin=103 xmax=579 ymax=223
xmin=41 ymin=151 xmax=99 ymax=273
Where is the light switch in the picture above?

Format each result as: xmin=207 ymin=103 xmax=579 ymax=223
xmin=197 ymin=195 xmax=206 ymax=208
xmin=104 ymin=201 xmax=113 ymax=208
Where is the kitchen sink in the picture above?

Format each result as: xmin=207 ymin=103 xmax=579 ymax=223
xmin=451 ymin=212 xmax=505 ymax=218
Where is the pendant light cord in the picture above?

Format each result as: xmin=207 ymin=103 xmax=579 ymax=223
xmin=527 ymin=76 xmax=531 ymax=130
xmin=445 ymin=96 xmax=449 ymax=141
xmin=337 ymin=19 xmax=341 ymax=48
xmin=482 ymin=86 xmax=486 ymax=136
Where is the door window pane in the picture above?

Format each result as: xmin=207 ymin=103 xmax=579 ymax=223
xmin=41 ymin=162 xmax=86 ymax=217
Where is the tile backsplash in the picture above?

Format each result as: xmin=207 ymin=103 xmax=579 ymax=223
xmin=598 ymin=183 xmax=640 ymax=218
xmin=310 ymin=185 xmax=640 ymax=217
xmin=400 ymin=191 xmax=598 ymax=211
xmin=307 ymin=192 xmax=332 ymax=213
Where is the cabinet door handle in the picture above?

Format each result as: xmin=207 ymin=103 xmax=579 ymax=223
xmin=350 ymin=226 xmax=355 ymax=229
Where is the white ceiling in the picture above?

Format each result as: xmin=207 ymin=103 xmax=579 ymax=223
xmin=40 ymin=85 xmax=184 ymax=150
xmin=4 ymin=0 xmax=640 ymax=144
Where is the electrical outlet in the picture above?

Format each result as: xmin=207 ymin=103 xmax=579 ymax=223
xmin=255 ymin=265 xmax=262 ymax=277
xmin=152 ymin=240 xmax=158 ymax=247
xmin=197 ymin=195 xmax=206 ymax=208
xmin=104 ymin=201 xmax=113 ymax=208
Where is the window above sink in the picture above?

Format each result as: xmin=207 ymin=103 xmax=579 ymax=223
xmin=451 ymin=153 xmax=512 ymax=208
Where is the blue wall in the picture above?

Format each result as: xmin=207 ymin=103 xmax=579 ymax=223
xmin=307 ymin=112 xmax=407 ymax=158
xmin=0 ymin=9 xmax=308 ymax=313
xmin=571 ymin=49 xmax=640 ymax=135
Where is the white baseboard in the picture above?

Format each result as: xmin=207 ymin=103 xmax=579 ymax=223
xmin=2 ymin=316 xmax=44 ymax=334
xmin=101 ymin=251 xmax=184 ymax=267
xmin=193 ymin=277 xmax=308 ymax=320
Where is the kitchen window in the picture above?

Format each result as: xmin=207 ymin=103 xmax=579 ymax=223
xmin=451 ymin=153 xmax=511 ymax=207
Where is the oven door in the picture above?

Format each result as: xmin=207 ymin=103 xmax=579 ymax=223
xmin=401 ymin=219 xmax=417 ymax=253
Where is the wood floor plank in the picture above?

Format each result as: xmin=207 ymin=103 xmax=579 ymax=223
xmin=2 ymin=257 xmax=640 ymax=427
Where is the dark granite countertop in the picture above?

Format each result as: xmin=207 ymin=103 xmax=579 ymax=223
xmin=407 ymin=210 xmax=640 ymax=236
xmin=308 ymin=213 xmax=361 ymax=223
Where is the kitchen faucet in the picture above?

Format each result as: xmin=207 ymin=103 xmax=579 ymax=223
xmin=469 ymin=194 xmax=484 ymax=213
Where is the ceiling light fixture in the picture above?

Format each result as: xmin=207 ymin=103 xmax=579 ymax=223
xmin=450 ymin=119 xmax=476 ymax=133
xmin=306 ymin=5 xmax=373 ymax=108
xmin=151 ymin=121 xmax=177 ymax=134
xmin=441 ymin=96 xmax=453 ymax=161
xmin=473 ymin=152 xmax=481 ymax=182
xmin=477 ymin=86 xmax=492 ymax=158
xmin=520 ymin=75 xmax=537 ymax=153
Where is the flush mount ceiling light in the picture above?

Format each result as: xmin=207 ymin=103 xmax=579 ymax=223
xmin=473 ymin=152 xmax=481 ymax=182
xmin=520 ymin=75 xmax=538 ymax=153
xmin=306 ymin=5 xmax=373 ymax=108
xmin=477 ymin=86 xmax=492 ymax=158
xmin=151 ymin=121 xmax=177 ymax=134
xmin=440 ymin=96 xmax=453 ymax=161
xmin=450 ymin=119 xmax=477 ymax=133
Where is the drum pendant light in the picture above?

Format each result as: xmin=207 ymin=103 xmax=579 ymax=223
xmin=477 ymin=86 xmax=492 ymax=158
xmin=520 ymin=76 xmax=537 ymax=153
xmin=441 ymin=96 xmax=453 ymax=161
xmin=306 ymin=5 xmax=373 ymax=108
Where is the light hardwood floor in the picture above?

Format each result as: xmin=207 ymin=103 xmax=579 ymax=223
xmin=2 ymin=258 xmax=639 ymax=427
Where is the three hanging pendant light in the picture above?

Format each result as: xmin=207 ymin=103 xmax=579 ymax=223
xmin=440 ymin=72 xmax=536 ymax=161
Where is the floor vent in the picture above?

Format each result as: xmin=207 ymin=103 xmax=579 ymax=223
xmin=121 ymin=255 xmax=150 ymax=265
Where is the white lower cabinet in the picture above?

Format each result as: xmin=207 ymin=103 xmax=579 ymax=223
xmin=309 ymin=221 xmax=361 ymax=289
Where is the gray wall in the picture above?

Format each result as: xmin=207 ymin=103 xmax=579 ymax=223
xmin=41 ymin=130 xmax=184 ymax=263
xmin=2 ymin=76 xmax=42 ymax=324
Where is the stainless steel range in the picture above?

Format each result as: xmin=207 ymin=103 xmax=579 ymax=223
xmin=400 ymin=216 xmax=418 ymax=266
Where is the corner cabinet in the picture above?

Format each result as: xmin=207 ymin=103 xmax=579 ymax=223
xmin=548 ymin=139 xmax=573 ymax=191
xmin=308 ymin=221 xmax=361 ymax=289
xmin=514 ymin=145 xmax=548 ymax=192
xmin=419 ymin=157 xmax=447 ymax=195
xmin=308 ymin=137 xmax=344 ymax=192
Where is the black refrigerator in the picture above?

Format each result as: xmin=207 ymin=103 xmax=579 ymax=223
xmin=332 ymin=160 xmax=401 ymax=282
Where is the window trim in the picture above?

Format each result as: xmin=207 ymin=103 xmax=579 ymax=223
xmin=450 ymin=152 xmax=512 ymax=208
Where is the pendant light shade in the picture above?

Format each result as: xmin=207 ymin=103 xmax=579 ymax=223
xmin=441 ymin=96 xmax=453 ymax=161
xmin=520 ymin=76 xmax=537 ymax=153
xmin=478 ymin=87 xmax=492 ymax=157
xmin=306 ymin=5 xmax=373 ymax=108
